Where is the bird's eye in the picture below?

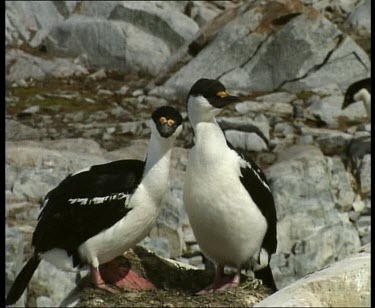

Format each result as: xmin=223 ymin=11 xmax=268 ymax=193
xmin=159 ymin=117 xmax=168 ymax=125
xmin=167 ymin=119 xmax=175 ymax=127
xmin=217 ymin=91 xmax=228 ymax=98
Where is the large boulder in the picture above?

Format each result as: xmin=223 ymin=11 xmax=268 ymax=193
xmin=44 ymin=2 xmax=199 ymax=76
xmin=266 ymin=145 xmax=361 ymax=289
xmin=6 ymin=49 xmax=89 ymax=84
xmin=5 ymin=1 xmax=63 ymax=47
xmin=255 ymin=244 xmax=370 ymax=307
xmin=109 ymin=2 xmax=199 ymax=52
xmin=347 ymin=0 xmax=371 ymax=35
xmin=44 ymin=16 xmax=170 ymax=76
xmin=157 ymin=0 xmax=370 ymax=100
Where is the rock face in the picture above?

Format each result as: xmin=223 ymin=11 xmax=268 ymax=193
xmin=44 ymin=2 xmax=199 ymax=76
xmin=347 ymin=0 xmax=371 ymax=35
xmin=254 ymin=244 xmax=370 ymax=307
xmin=159 ymin=0 xmax=370 ymax=100
xmin=5 ymin=1 xmax=63 ymax=47
xmin=266 ymin=145 xmax=361 ymax=289
xmin=6 ymin=49 xmax=89 ymax=85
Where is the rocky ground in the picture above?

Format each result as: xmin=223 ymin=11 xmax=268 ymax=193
xmin=6 ymin=0 xmax=371 ymax=307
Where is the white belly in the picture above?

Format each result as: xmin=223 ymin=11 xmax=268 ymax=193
xmin=183 ymin=148 xmax=267 ymax=268
xmin=78 ymin=191 xmax=160 ymax=268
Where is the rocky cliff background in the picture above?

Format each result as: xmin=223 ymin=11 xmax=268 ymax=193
xmin=5 ymin=0 xmax=371 ymax=307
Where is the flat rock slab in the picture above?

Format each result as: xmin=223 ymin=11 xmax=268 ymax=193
xmin=255 ymin=245 xmax=370 ymax=307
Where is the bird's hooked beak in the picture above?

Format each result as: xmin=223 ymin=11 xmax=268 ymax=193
xmin=215 ymin=91 xmax=242 ymax=108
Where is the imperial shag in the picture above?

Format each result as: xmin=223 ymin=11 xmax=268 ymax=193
xmin=6 ymin=106 xmax=183 ymax=306
xmin=183 ymin=79 xmax=277 ymax=294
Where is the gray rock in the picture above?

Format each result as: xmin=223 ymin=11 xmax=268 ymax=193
xmin=30 ymin=260 xmax=77 ymax=308
xmin=142 ymin=96 xmax=168 ymax=109
xmin=347 ymin=0 xmax=371 ymax=35
xmin=6 ymin=96 xmax=20 ymax=104
xmin=45 ymin=16 xmax=171 ymax=76
xmin=97 ymin=89 xmax=114 ymax=96
xmin=41 ymin=138 xmax=104 ymax=156
xmin=306 ymin=94 xmax=367 ymax=128
xmin=190 ymin=1 xmax=221 ymax=27
xmin=164 ymin=3 xmax=370 ymax=99
xmin=256 ymin=92 xmax=297 ymax=104
xmin=255 ymin=245 xmax=370 ymax=307
xmin=21 ymin=106 xmax=40 ymax=115
xmin=119 ymin=121 xmax=147 ymax=136
xmin=104 ymin=140 xmax=149 ymax=162
xmin=64 ymin=112 xmax=86 ymax=123
xmin=235 ymin=100 xmax=293 ymax=117
xmin=5 ymin=1 xmax=63 ymax=47
xmin=359 ymin=154 xmax=371 ymax=196
xmin=6 ymin=227 xmax=25 ymax=304
xmin=315 ymin=130 xmax=353 ymax=155
xmin=6 ymin=49 xmax=89 ymax=83
xmin=140 ymin=236 xmax=171 ymax=259
xmin=164 ymin=3 xmax=267 ymax=99
xmin=326 ymin=156 xmax=356 ymax=212
xmin=79 ymin=1 xmax=120 ymax=19
xmin=352 ymin=195 xmax=365 ymax=213
xmin=87 ymin=68 xmax=107 ymax=81
xmin=148 ymin=86 xmax=179 ymax=101
xmin=88 ymin=111 xmax=109 ymax=122
xmin=217 ymin=114 xmax=270 ymax=140
xmin=348 ymin=210 xmax=361 ymax=222
xmin=281 ymin=35 xmax=370 ymax=92
xmin=6 ymin=119 xmax=45 ymax=141
xmin=110 ymin=2 xmax=199 ymax=52
xmin=109 ymin=105 xmax=127 ymax=118
xmin=274 ymin=122 xmax=295 ymax=137
xmin=132 ymin=89 xmax=144 ymax=97
xmin=355 ymin=216 xmax=371 ymax=237
xmin=266 ymin=145 xmax=361 ymax=289
xmin=116 ymin=85 xmax=129 ymax=96
xmin=224 ymin=130 xmax=268 ymax=152
xmin=36 ymin=296 xmax=55 ymax=307
xmin=297 ymin=134 xmax=314 ymax=145
xmin=347 ymin=135 xmax=371 ymax=163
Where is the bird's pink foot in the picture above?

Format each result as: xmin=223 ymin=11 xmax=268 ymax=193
xmin=197 ymin=272 xmax=240 ymax=295
xmin=90 ymin=266 xmax=120 ymax=294
xmin=99 ymin=261 xmax=155 ymax=291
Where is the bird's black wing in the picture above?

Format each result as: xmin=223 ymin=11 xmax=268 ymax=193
xmin=32 ymin=159 xmax=145 ymax=264
xmin=227 ymin=141 xmax=277 ymax=256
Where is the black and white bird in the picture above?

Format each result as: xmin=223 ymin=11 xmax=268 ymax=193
xmin=183 ymin=79 xmax=277 ymax=294
xmin=6 ymin=106 xmax=183 ymax=306
xmin=342 ymin=77 xmax=371 ymax=119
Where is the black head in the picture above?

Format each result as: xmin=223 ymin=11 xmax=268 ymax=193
xmin=342 ymin=77 xmax=371 ymax=110
xmin=151 ymin=106 xmax=183 ymax=138
xmin=187 ymin=78 xmax=241 ymax=109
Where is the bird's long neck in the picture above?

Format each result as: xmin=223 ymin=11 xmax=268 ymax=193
xmin=192 ymin=119 xmax=229 ymax=160
xmin=140 ymin=133 xmax=173 ymax=206
xmin=355 ymin=89 xmax=371 ymax=119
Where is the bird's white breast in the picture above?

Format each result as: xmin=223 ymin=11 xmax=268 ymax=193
xmin=183 ymin=122 xmax=267 ymax=267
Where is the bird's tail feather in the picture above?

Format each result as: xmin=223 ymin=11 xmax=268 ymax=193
xmin=6 ymin=254 xmax=41 ymax=306
xmin=255 ymin=264 xmax=277 ymax=292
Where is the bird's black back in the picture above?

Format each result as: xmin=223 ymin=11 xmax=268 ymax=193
xmin=32 ymin=159 xmax=145 ymax=267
